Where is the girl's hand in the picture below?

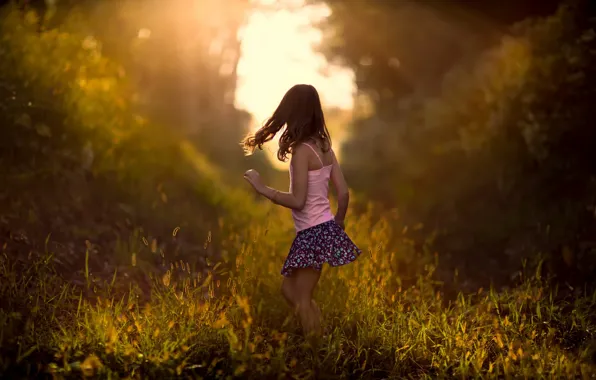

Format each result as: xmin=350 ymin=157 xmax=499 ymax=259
xmin=243 ymin=169 xmax=264 ymax=194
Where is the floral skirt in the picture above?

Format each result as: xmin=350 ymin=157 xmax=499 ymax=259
xmin=281 ymin=219 xmax=361 ymax=277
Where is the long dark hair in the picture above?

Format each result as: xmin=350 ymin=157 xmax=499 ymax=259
xmin=242 ymin=84 xmax=332 ymax=161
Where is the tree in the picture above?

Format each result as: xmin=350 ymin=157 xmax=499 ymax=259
xmin=0 ymin=3 xmax=262 ymax=255
xmin=314 ymin=0 xmax=596 ymax=285
xmin=20 ymin=0 xmax=263 ymax=179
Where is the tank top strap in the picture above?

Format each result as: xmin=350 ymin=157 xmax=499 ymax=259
xmin=302 ymin=142 xmax=324 ymax=166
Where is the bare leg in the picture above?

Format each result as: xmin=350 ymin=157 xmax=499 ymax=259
xmin=281 ymin=276 xmax=298 ymax=314
xmin=292 ymin=268 xmax=322 ymax=336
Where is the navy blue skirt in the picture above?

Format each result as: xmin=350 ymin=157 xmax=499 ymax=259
xmin=281 ymin=220 xmax=361 ymax=277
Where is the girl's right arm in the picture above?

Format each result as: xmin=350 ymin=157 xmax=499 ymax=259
xmin=330 ymin=150 xmax=349 ymax=228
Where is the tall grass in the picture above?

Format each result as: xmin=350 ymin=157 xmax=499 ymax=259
xmin=1 ymin=204 xmax=595 ymax=379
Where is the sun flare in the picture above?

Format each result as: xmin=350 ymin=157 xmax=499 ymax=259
xmin=235 ymin=0 xmax=355 ymax=169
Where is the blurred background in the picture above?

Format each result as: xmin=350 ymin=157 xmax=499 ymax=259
xmin=1 ymin=0 xmax=595 ymax=292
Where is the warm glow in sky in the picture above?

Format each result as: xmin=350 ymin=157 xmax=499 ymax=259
xmin=235 ymin=0 xmax=355 ymax=169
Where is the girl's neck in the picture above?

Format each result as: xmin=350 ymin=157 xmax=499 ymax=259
xmin=307 ymin=137 xmax=330 ymax=152
xmin=306 ymin=137 xmax=321 ymax=147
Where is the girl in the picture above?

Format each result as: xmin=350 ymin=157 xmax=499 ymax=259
xmin=241 ymin=84 xmax=361 ymax=336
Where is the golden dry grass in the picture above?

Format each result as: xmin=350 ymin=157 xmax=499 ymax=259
xmin=1 ymin=205 xmax=595 ymax=379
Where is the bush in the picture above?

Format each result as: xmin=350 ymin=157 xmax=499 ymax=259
xmin=341 ymin=4 xmax=596 ymax=287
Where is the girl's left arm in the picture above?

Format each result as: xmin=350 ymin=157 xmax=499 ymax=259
xmin=259 ymin=146 xmax=308 ymax=210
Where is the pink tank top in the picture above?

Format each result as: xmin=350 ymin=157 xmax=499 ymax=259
xmin=289 ymin=143 xmax=335 ymax=233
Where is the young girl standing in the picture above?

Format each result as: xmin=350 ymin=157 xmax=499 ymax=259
xmin=242 ymin=84 xmax=361 ymax=336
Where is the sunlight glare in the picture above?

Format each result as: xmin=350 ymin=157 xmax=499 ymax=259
xmin=235 ymin=0 xmax=355 ymax=169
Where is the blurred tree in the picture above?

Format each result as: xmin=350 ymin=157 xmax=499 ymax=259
xmin=0 ymin=3 xmax=264 ymax=264
xmin=22 ymin=0 xmax=269 ymax=182
xmin=312 ymin=1 xmax=490 ymax=115
xmin=313 ymin=0 xmax=596 ymax=285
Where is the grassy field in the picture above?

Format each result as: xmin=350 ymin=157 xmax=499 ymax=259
xmin=2 ymin=203 xmax=595 ymax=379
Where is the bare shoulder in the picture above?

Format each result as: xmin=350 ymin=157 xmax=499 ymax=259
xmin=325 ymin=146 xmax=337 ymax=165
xmin=292 ymin=143 xmax=311 ymax=157
xmin=290 ymin=144 xmax=310 ymax=163
xmin=293 ymin=143 xmax=310 ymax=154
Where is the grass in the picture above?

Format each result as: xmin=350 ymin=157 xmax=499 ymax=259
xmin=1 ymin=207 xmax=595 ymax=379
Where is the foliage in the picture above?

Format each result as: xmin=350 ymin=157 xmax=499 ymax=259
xmin=0 ymin=4 xmax=265 ymax=277
xmin=310 ymin=0 xmax=501 ymax=115
xmin=29 ymin=0 xmax=270 ymax=184
xmin=317 ymin=2 xmax=596 ymax=286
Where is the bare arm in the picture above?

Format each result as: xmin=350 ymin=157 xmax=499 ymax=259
xmin=258 ymin=145 xmax=308 ymax=210
xmin=330 ymin=150 xmax=350 ymax=224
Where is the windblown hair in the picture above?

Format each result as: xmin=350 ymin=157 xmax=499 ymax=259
xmin=242 ymin=84 xmax=332 ymax=162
